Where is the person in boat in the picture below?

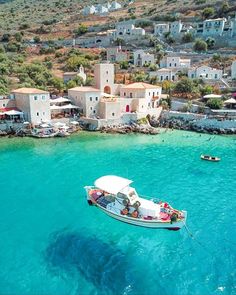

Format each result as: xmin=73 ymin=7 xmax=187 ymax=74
xmin=121 ymin=207 xmax=129 ymax=215
xmin=131 ymin=210 xmax=139 ymax=218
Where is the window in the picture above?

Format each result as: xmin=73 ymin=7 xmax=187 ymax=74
xmin=174 ymin=63 xmax=177 ymax=67
xmin=124 ymin=92 xmax=126 ymax=96
xmin=42 ymin=96 xmax=46 ymax=100
xmin=130 ymin=93 xmax=132 ymax=98
xmin=106 ymin=80 xmax=108 ymax=82
xmin=95 ymin=97 xmax=98 ymax=101
xmin=36 ymin=112 xmax=39 ymax=116
xmin=160 ymin=76 xmax=163 ymax=81
xmin=169 ymin=63 xmax=171 ymax=67
xmin=34 ymin=96 xmax=38 ymax=101
xmin=153 ymin=92 xmax=155 ymax=97
xmin=3 ymin=103 xmax=5 ymax=107
xmin=93 ymin=110 xmax=96 ymax=114
xmin=90 ymin=107 xmax=93 ymax=110
xmin=215 ymin=74 xmax=218 ymax=79
xmin=149 ymin=92 xmax=150 ymax=96
xmin=106 ymin=71 xmax=108 ymax=74
xmin=112 ymin=112 xmax=115 ymax=116
xmin=43 ymin=112 xmax=45 ymax=115
xmin=90 ymin=97 xmax=92 ymax=101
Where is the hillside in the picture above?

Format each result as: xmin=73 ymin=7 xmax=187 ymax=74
xmin=0 ymin=0 xmax=235 ymax=40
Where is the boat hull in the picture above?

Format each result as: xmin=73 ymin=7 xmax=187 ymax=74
xmin=97 ymin=204 xmax=186 ymax=230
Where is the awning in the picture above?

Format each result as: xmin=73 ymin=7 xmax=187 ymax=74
xmin=70 ymin=121 xmax=79 ymax=125
xmin=54 ymin=122 xmax=66 ymax=127
xmin=50 ymin=105 xmax=63 ymax=110
xmin=50 ymin=97 xmax=71 ymax=104
xmin=4 ymin=110 xmax=23 ymax=116
xmin=94 ymin=175 xmax=133 ymax=195
xmin=203 ymin=94 xmax=222 ymax=99
xmin=60 ymin=104 xmax=80 ymax=109
xmin=224 ymin=98 xmax=236 ymax=104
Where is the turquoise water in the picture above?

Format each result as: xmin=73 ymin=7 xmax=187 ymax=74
xmin=0 ymin=131 xmax=235 ymax=295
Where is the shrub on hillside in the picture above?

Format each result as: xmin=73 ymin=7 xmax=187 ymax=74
xmin=206 ymin=98 xmax=223 ymax=109
xmin=193 ymin=38 xmax=207 ymax=52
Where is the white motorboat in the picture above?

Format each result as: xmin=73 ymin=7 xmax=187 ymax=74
xmin=85 ymin=175 xmax=187 ymax=230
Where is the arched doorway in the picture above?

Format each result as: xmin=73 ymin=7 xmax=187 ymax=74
xmin=104 ymin=86 xmax=111 ymax=94
xmin=126 ymin=105 xmax=130 ymax=112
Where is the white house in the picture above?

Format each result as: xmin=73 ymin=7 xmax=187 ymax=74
xmin=133 ymin=50 xmax=155 ymax=67
xmin=188 ymin=65 xmax=223 ymax=80
xmin=154 ymin=23 xmax=169 ymax=36
xmin=12 ymin=88 xmax=51 ymax=124
xmin=108 ymin=22 xmax=145 ymax=40
xmin=202 ymin=18 xmax=226 ymax=36
xmin=95 ymin=4 xmax=109 ymax=15
xmin=110 ymin=1 xmax=122 ymax=10
xmin=160 ymin=56 xmax=191 ymax=69
xmin=120 ymin=82 xmax=162 ymax=112
xmin=83 ymin=5 xmax=96 ymax=15
xmin=150 ymin=68 xmax=178 ymax=82
xmin=231 ymin=60 xmax=236 ymax=79
xmin=68 ymin=86 xmax=102 ymax=117
xmin=170 ymin=20 xmax=183 ymax=36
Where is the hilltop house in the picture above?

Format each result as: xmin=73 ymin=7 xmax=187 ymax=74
xmin=196 ymin=15 xmax=236 ymax=37
xmin=149 ymin=56 xmax=191 ymax=82
xmin=83 ymin=5 xmax=96 ymax=15
xmin=160 ymin=56 xmax=191 ymax=69
xmin=154 ymin=20 xmax=191 ymax=38
xmin=107 ymin=47 xmax=130 ymax=62
xmin=82 ymin=1 xmax=121 ymax=16
xmin=133 ymin=50 xmax=155 ymax=67
xmin=108 ymin=21 xmax=145 ymax=41
xmin=188 ymin=65 xmax=223 ymax=80
xmin=150 ymin=68 xmax=178 ymax=82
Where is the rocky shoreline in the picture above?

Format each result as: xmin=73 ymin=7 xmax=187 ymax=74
xmin=158 ymin=117 xmax=236 ymax=135
xmin=100 ymin=123 xmax=159 ymax=135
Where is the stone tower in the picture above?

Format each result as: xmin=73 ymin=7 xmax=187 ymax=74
xmin=94 ymin=63 xmax=115 ymax=94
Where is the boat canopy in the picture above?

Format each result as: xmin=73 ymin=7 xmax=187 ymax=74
xmin=94 ymin=175 xmax=133 ymax=195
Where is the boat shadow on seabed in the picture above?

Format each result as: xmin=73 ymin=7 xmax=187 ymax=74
xmin=44 ymin=230 xmax=166 ymax=295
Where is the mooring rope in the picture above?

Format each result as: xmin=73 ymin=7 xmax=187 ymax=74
xmin=183 ymin=221 xmax=216 ymax=258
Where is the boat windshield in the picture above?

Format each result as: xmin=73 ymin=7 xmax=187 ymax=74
xmin=118 ymin=187 xmax=139 ymax=205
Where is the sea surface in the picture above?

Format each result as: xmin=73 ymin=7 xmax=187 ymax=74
xmin=0 ymin=130 xmax=235 ymax=295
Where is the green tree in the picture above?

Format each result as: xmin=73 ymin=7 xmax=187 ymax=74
xmin=119 ymin=61 xmax=129 ymax=70
xmin=1 ymin=33 xmax=10 ymax=42
xmin=206 ymin=98 xmax=223 ymax=109
xmin=200 ymin=85 xmax=213 ymax=96
xmin=182 ymin=32 xmax=194 ymax=43
xmin=193 ymin=38 xmax=207 ymax=52
xmin=50 ymin=77 xmax=65 ymax=92
xmin=73 ymin=24 xmax=88 ymax=36
xmin=14 ymin=32 xmax=22 ymax=42
xmin=206 ymin=37 xmax=215 ymax=49
xmin=174 ymin=77 xmax=195 ymax=94
xmin=66 ymin=55 xmax=90 ymax=71
xmin=202 ymin=7 xmax=215 ymax=19
xmin=34 ymin=36 xmax=41 ymax=43
xmin=219 ymin=1 xmax=230 ymax=17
